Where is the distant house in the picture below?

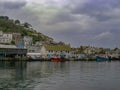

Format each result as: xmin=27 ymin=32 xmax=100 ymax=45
xmin=44 ymin=45 xmax=72 ymax=59
xmin=0 ymin=31 xmax=3 ymax=35
xmin=0 ymin=31 xmax=12 ymax=44
xmin=23 ymin=36 xmax=33 ymax=48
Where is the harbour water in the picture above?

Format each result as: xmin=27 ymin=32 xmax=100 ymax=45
xmin=0 ymin=61 xmax=120 ymax=90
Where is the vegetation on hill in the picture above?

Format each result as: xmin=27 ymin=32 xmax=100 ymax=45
xmin=0 ymin=16 xmax=53 ymax=42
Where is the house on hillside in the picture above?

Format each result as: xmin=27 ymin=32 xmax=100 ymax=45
xmin=23 ymin=36 xmax=33 ymax=48
xmin=12 ymin=33 xmax=24 ymax=48
xmin=0 ymin=31 xmax=12 ymax=44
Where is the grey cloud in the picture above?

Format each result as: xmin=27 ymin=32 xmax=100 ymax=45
xmin=110 ymin=30 xmax=120 ymax=34
xmin=46 ymin=12 xmax=77 ymax=25
xmin=71 ymin=0 xmax=120 ymax=21
xmin=0 ymin=0 xmax=120 ymax=48
xmin=0 ymin=1 xmax=27 ymax=9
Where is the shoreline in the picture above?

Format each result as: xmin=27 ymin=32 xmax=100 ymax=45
xmin=0 ymin=58 xmax=119 ymax=62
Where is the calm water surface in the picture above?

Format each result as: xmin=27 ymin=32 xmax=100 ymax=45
xmin=0 ymin=61 xmax=120 ymax=90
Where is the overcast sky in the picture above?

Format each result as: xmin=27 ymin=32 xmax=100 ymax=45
xmin=0 ymin=0 xmax=120 ymax=48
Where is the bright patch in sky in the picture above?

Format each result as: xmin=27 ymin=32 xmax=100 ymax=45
xmin=26 ymin=0 xmax=64 ymax=6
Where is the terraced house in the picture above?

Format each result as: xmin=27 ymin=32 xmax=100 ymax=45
xmin=44 ymin=45 xmax=73 ymax=59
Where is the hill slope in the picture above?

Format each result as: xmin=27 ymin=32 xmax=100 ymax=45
xmin=0 ymin=16 xmax=53 ymax=43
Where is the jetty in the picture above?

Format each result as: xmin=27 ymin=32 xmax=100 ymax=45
xmin=0 ymin=47 xmax=27 ymax=61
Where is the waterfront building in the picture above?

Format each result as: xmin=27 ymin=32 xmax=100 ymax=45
xmin=27 ymin=45 xmax=47 ymax=59
xmin=0 ymin=44 xmax=27 ymax=59
xmin=44 ymin=45 xmax=72 ymax=59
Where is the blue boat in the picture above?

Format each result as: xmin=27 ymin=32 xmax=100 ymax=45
xmin=96 ymin=56 xmax=109 ymax=62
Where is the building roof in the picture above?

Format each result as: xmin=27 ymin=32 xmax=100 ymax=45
xmin=28 ymin=46 xmax=42 ymax=53
xmin=0 ymin=44 xmax=17 ymax=48
xmin=44 ymin=45 xmax=71 ymax=51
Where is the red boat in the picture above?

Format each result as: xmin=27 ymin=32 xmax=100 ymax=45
xmin=51 ymin=56 xmax=66 ymax=62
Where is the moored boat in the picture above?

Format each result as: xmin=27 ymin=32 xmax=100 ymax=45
xmin=27 ymin=53 xmax=41 ymax=61
xmin=111 ymin=57 xmax=120 ymax=61
xmin=51 ymin=56 xmax=66 ymax=62
xmin=110 ymin=54 xmax=120 ymax=61
xmin=96 ymin=54 xmax=109 ymax=62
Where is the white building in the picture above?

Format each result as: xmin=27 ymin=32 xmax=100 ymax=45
xmin=27 ymin=45 xmax=47 ymax=59
xmin=27 ymin=45 xmax=74 ymax=59
xmin=44 ymin=45 xmax=72 ymax=59
xmin=0 ymin=31 xmax=13 ymax=44
xmin=23 ymin=36 xmax=33 ymax=48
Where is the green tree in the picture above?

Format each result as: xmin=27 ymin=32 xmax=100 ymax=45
xmin=11 ymin=40 xmax=15 ymax=45
xmin=23 ymin=22 xmax=32 ymax=28
xmin=0 ymin=16 xmax=9 ymax=20
xmin=15 ymin=20 xmax=20 ymax=25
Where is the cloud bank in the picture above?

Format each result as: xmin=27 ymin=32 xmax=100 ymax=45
xmin=0 ymin=0 xmax=120 ymax=48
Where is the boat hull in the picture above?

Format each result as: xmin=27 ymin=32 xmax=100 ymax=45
xmin=51 ymin=57 xmax=66 ymax=62
xmin=96 ymin=56 xmax=109 ymax=62
xmin=111 ymin=57 xmax=120 ymax=61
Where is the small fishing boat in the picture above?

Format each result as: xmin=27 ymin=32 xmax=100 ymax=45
xmin=27 ymin=53 xmax=41 ymax=61
xmin=51 ymin=56 xmax=66 ymax=62
xmin=96 ymin=54 xmax=109 ymax=62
